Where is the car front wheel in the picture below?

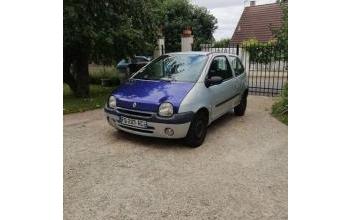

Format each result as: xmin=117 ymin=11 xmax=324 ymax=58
xmin=185 ymin=111 xmax=208 ymax=148
xmin=234 ymin=91 xmax=248 ymax=116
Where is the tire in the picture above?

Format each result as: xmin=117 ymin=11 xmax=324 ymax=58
xmin=185 ymin=111 xmax=208 ymax=148
xmin=234 ymin=91 xmax=248 ymax=116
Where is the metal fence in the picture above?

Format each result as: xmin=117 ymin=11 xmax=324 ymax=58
xmin=200 ymin=44 xmax=288 ymax=96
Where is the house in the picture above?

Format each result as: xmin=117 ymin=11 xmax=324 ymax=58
xmin=230 ymin=1 xmax=285 ymax=45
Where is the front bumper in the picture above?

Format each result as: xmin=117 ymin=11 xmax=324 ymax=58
xmin=104 ymin=107 xmax=193 ymax=139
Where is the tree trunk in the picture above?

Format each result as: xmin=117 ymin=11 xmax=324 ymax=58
xmin=63 ymin=57 xmax=77 ymax=93
xmin=74 ymin=54 xmax=90 ymax=98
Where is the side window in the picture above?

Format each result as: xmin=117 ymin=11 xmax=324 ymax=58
xmin=229 ymin=56 xmax=245 ymax=76
xmin=208 ymin=56 xmax=233 ymax=80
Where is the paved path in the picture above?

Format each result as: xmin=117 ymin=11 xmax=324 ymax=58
xmin=64 ymin=96 xmax=287 ymax=220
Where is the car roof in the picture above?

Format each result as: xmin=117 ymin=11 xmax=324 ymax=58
xmin=166 ymin=51 xmax=210 ymax=56
xmin=134 ymin=56 xmax=148 ymax=59
xmin=165 ymin=51 xmax=238 ymax=57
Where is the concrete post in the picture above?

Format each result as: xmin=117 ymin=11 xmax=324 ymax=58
xmin=181 ymin=27 xmax=193 ymax=52
xmin=154 ymin=38 xmax=165 ymax=58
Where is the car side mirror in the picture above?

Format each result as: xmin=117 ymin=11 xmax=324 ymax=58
xmin=205 ymin=76 xmax=223 ymax=87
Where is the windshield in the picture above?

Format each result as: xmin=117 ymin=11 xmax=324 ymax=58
xmin=132 ymin=54 xmax=208 ymax=82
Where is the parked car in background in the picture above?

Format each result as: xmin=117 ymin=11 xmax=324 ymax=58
xmin=116 ymin=56 xmax=150 ymax=75
xmin=105 ymin=52 xmax=248 ymax=147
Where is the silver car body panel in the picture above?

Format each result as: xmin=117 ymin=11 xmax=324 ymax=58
xmin=178 ymin=53 xmax=248 ymax=125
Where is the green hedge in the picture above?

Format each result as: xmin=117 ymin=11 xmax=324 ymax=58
xmin=242 ymin=39 xmax=288 ymax=64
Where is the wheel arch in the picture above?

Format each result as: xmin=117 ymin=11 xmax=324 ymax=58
xmin=195 ymin=107 xmax=210 ymax=125
xmin=243 ymin=88 xmax=249 ymax=97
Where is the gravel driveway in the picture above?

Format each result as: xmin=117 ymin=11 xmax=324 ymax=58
xmin=64 ymin=96 xmax=287 ymax=220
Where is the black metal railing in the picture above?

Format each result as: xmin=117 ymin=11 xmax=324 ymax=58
xmin=200 ymin=43 xmax=288 ymax=96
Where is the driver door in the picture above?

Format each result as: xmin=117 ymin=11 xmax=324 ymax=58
xmin=207 ymin=56 xmax=236 ymax=120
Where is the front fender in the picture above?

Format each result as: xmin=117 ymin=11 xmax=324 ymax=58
xmin=178 ymin=83 xmax=212 ymax=124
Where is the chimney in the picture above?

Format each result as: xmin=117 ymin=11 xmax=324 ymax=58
xmin=250 ymin=1 xmax=256 ymax=6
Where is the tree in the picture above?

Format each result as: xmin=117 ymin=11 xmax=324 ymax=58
xmin=213 ymin=38 xmax=231 ymax=48
xmin=64 ymin=0 xmax=160 ymax=97
xmin=160 ymin=0 xmax=217 ymax=52
xmin=273 ymin=2 xmax=288 ymax=60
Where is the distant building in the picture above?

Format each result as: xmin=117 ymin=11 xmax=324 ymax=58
xmin=231 ymin=1 xmax=285 ymax=45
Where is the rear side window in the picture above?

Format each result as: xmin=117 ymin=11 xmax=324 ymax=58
xmin=208 ymin=56 xmax=233 ymax=80
xmin=228 ymin=56 xmax=245 ymax=76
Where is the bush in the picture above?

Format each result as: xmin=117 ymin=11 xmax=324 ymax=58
xmin=242 ymin=38 xmax=287 ymax=64
xmin=213 ymin=38 xmax=231 ymax=48
xmin=272 ymin=83 xmax=288 ymax=125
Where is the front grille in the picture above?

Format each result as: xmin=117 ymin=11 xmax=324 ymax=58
xmin=117 ymin=108 xmax=152 ymax=117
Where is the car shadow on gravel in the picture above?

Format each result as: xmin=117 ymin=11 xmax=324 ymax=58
xmin=207 ymin=111 xmax=241 ymax=132
xmin=110 ymin=111 xmax=241 ymax=149
xmin=112 ymin=129 xmax=186 ymax=149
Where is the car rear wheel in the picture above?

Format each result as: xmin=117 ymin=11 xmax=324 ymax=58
xmin=185 ymin=111 xmax=208 ymax=148
xmin=234 ymin=91 xmax=248 ymax=116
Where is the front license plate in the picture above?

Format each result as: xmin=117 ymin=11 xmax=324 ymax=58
xmin=119 ymin=116 xmax=147 ymax=128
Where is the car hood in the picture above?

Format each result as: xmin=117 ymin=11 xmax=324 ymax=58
xmin=111 ymin=79 xmax=195 ymax=113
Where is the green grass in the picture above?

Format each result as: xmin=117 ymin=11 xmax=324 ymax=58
xmin=272 ymin=83 xmax=288 ymax=125
xmin=88 ymin=65 xmax=121 ymax=85
xmin=63 ymin=64 xmax=123 ymax=114
xmin=63 ymin=84 xmax=116 ymax=114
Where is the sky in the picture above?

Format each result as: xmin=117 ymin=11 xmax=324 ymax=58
xmin=191 ymin=0 xmax=276 ymax=41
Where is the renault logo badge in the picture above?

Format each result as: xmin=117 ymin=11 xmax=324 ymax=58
xmin=132 ymin=102 xmax=137 ymax=108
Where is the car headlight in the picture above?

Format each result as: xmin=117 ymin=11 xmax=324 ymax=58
xmin=108 ymin=96 xmax=117 ymax=108
xmin=158 ymin=102 xmax=173 ymax=117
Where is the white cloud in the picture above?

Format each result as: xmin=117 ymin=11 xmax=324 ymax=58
xmin=192 ymin=0 xmax=245 ymax=9
xmin=191 ymin=0 xmax=277 ymax=40
xmin=210 ymin=5 xmax=244 ymax=40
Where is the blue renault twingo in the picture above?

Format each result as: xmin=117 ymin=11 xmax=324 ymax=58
xmin=105 ymin=52 xmax=248 ymax=147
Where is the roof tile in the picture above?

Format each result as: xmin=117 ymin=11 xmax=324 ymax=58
xmin=231 ymin=3 xmax=284 ymax=44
